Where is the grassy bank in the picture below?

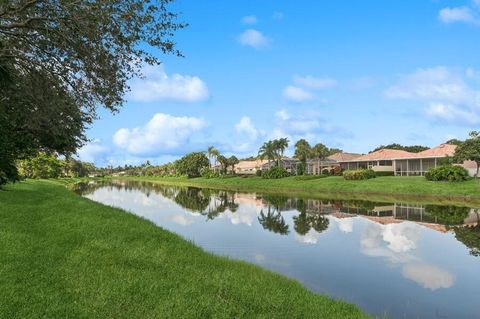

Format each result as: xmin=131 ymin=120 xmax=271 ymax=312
xmin=0 ymin=180 xmax=368 ymax=318
xmin=124 ymin=175 xmax=480 ymax=207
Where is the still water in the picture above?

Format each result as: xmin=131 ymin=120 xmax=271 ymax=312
xmin=75 ymin=180 xmax=480 ymax=319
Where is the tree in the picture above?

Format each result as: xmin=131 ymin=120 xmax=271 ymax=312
xmin=175 ymin=152 xmax=209 ymax=178
xmin=311 ymin=143 xmax=329 ymax=175
xmin=0 ymin=0 xmax=185 ymax=183
xmin=258 ymin=206 xmax=289 ymax=235
xmin=455 ymin=131 xmax=480 ymax=177
xmin=228 ymin=156 xmax=239 ymax=174
xmin=294 ymin=139 xmax=311 ymax=175
xmin=216 ymin=155 xmax=229 ymax=175
xmin=273 ymin=138 xmax=289 ymax=166
xmin=207 ymin=146 xmax=220 ymax=169
xmin=371 ymin=143 xmax=428 ymax=153
xmin=258 ymin=141 xmax=276 ymax=164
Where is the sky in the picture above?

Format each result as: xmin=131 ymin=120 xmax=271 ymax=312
xmin=79 ymin=0 xmax=480 ymax=167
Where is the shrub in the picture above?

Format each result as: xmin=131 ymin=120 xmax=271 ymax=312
xmin=262 ymin=166 xmax=290 ymax=179
xmin=200 ymin=167 xmax=219 ymax=179
xmin=343 ymin=169 xmax=376 ymax=180
xmin=425 ymin=165 xmax=469 ymax=182
xmin=255 ymin=169 xmax=262 ymax=177
xmin=375 ymin=171 xmax=395 ymax=177
xmin=331 ymin=166 xmax=343 ymax=176
xmin=322 ymin=169 xmax=330 ymax=175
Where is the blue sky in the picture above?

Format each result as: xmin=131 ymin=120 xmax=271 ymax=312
xmin=79 ymin=0 xmax=480 ymax=166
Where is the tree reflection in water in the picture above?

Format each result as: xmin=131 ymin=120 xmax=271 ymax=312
xmin=258 ymin=205 xmax=289 ymax=235
xmin=293 ymin=199 xmax=330 ymax=236
xmin=74 ymin=181 xmax=480 ymax=252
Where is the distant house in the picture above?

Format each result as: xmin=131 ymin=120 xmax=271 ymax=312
xmin=261 ymin=158 xmax=299 ymax=174
xmin=234 ymin=160 xmax=269 ymax=175
xmin=338 ymin=144 xmax=476 ymax=176
xmin=307 ymin=152 xmax=361 ymax=175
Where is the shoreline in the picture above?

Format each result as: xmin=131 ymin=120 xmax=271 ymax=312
xmin=119 ymin=176 xmax=480 ymax=207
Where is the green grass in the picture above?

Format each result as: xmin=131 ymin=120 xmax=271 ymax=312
xmin=124 ymin=175 xmax=480 ymax=207
xmin=0 ymin=180 xmax=368 ymax=319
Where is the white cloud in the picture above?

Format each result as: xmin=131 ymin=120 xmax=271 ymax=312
xmin=336 ymin=218 xmax=353 ymax=233
xmin=235 ymin=116 xmax=258 ymax=140
xmin=238 ymin=29 xmax=270 ymax=49
xmin=426 ymin=103 xmax=480 ymax=124
xmin=386 ymin=66 xmax=480 ymax=124
xmin=283 ymin=85 xmax=314 ymax=103
xmin=275 ymin=109 xmax=291 ymax=121
xmin=402 ymin=264 xmax=455 ymax=291
xmin=295 ymin=229 xmax=322 ymax=244
xmin=128 ymin=65 xmax=209 ymax=103
xmin=241 ymin=15 xmax=258 ymax=25
xmin=439 ymin=6 xmax=476 ymax=24
xmin=293 ymin=75 xmax=337 ymax=90
xmin=76 ymin=140 xmax=108 ymax=163
xmin=113 ymin=113 xmax=207 ymax=156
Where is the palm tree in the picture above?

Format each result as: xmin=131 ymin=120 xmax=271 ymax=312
xmin=207 ymin=146 xmax=220 ymax=169
xmin=258 ymin=206 xmax=289 ymax=235
xmin=228 ymin=155 xmax=239 ymax=174
xmin=258 ymin=141 xmax=276 ymax=165
xmin=311 ymin=143 xmax=329 ymax=175
xmin=294 ymin=139 xmax=312 ymax=175
xmin=273 ymin=138 xmax=289 ymax=166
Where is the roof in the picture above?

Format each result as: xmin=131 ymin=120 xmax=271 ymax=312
xmin=328 ymin=152 xmax=361 ymax=162
xmin=415 ymin=144 xmax=456 ymax=158
xmin=235 ymin=160 xmax=269 ymax=170
xmin=463 ymin=160 xmax=478 ymax=169
xmin=342 ymin=149 xmax=416 ymax=162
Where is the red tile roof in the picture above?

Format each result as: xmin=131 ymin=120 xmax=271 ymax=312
xmin=327 ymin=152 xmax=361 ymax=162
xmin=343 ymin=149 xmax=416 ymax=162
xmin=415 ymin=144 xmax=457 ymax=158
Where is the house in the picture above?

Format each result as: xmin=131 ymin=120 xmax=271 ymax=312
xmin=306 ymin=152 xmax=361 ymax=175
xmin=234 ymin=160 xmax=269 ymax=175
xmin=261 ymin=158 xmax=299 ymax=174
xmin=338 ymin=144 xmax=476 ymax=176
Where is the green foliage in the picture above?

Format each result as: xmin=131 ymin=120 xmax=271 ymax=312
xmin=258 ymin=138 xmax=289 ymax=166
xmin=372 ymin=143 xmax=429 ymax=153
xmin=200 ymin=167 xmax=219 ymax=179
xmin=425 ymin=165 xmax=470 ymax=182
xmin=425 ymin=205 xmax=470 ymax=225
xmin=454 ymin=132 xmax=480 ymax=177
xmin=175 ymin=152 xmax=210 ymax=178
xmin=261 ymin=166 xmax=290 ymax=179
xmin=0 ymin=1 xmax=185 ymax=184
xmin=296 ymin=162 xmax=306 ymax=176
xmin=343 ymin=169 xmax=376 ymax=180
xmin=256 ymin=169 xmax=263 ymax=177
xmin=17 ymin=153 xmax=65 ymax=179
xmin=453 ymin=224 xmax=480 ymax=257
xmin=0 ymin=170 xmax=8 ymax=186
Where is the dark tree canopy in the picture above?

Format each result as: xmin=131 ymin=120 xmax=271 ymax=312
xmin=371 ymin=143 xmax=429 ymax=153
xmin=0 ymin=0 xmax=185 ymax=183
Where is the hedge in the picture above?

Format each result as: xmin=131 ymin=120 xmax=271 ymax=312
xmin=343 ymin=169 xmax=376 ymax=180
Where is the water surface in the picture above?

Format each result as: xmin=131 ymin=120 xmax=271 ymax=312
xmin=75 ymin=180 xmax=480 ymax=319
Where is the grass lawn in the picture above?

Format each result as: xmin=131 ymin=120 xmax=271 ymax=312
xmin=124 ymin=175 xmax=480 ymax=207
xmin=0 ymin=180 xmax=368 ymax=319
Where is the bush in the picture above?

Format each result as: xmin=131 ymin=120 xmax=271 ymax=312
xmin=343 ymin=169 xmax=376 ymax=180
xmin=322 ymin=169 xmax=330 ymax=176
xmin=331 ymin=166 xmax=343 ymax=176
xmin=375 ymin=171 xmax=395 ymax=177
xmin=262 ymin=166 xmax=290 ymax=179
xmin=255 ymin=169 xmax=262 ymax=177
xmin=425 ymin=165 xmax=470 ymax=182
xmin=200 ymin=167 xmax=219 ymax=179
